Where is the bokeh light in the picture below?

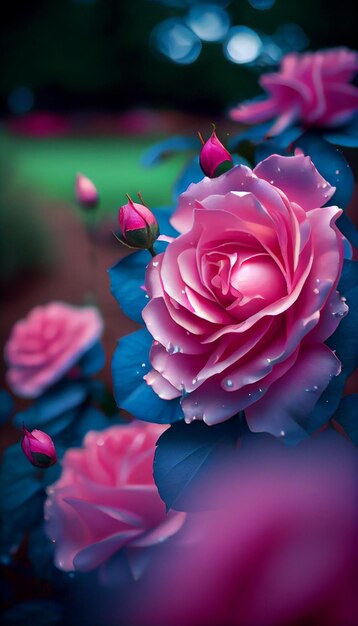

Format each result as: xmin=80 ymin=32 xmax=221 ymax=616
xmin=151 ymin=18 xmax=202 ymax=64
xmin=7 ymin=87 xmax=34 ymax=115
xmin=224 ymin=26 xmax=262 ymax=64
xmin=186 ymin=4 xmax=230 ymax=42
xmin=248 ymin=0 xmax=276 ymax=9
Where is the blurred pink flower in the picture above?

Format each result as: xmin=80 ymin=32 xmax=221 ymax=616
xmin=44 ymin=423 xmax=186 ymax=575
xmin=123 ymin=433 xmax=358 ymax=626
xmin=230 ymin=48 xmax=358 ymax=136
xmin=143 ymin=155 xmax=347 ymax=440
xmin=5 ymin=302 xmax=103 ymax=398
xmin=7 ymin=112 xmax=71 ymax=138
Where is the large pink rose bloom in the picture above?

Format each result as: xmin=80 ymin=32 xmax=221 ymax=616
xmin=5 ymin=302 xmax=103 ymax=398
xmin=44 ymin=423 xmax=186 ymax=574
xmin=143 ymin=155 xmax=347 ymax=439
xmin=230 ymin=48 xmax=358 ymax=136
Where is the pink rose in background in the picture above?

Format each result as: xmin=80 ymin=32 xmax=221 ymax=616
xmin=230 ymin=48 xmax=358 ymax=136
xmin=44 ymin=423 xmax=186 ymax=575
xmin=122 ymin=433 xmax=358 ymax=626
xmin=5 ymin=302 xmax=103 ymax=398
xmin=143 ymin=155 xmax=347 ymax=440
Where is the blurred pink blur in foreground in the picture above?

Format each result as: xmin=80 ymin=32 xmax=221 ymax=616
xmin=122 ymin=432 xmax=358 ymax=626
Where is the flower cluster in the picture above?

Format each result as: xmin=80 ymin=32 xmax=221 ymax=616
xmin=1 ymin=43 xmax=358 ymax=626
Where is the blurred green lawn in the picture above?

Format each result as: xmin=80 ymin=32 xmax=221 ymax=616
xmin=5 ymin=133 xmax=188 ymax=216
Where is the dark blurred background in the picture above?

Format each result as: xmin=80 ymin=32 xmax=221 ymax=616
xmin=0 ymin=0 xmax=356 ymax=115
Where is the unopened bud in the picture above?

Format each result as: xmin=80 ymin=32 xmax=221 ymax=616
xmin=116 ymin=194 xmax=159 ymax=250
xmin=199 ymin=129 xmax=233 ymax=178
xmin=21 ymin=425 xmax=57 ymax=468
xmin=75 ymin=173 xmax=99 ymax=209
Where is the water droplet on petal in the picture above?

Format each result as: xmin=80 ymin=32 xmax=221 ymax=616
xmin=96 ymin=438 xmax=105 ymax=446
xmin=313 ymin=288 xmax=319 ymax=294
xmin=335 ymin=169 xmax=340 ymax=175
xmin=225 ymin=378 xmax=233 ymax=388
xmin=166 ymin=342 xmax=182 ymax=354
xmin=192 ymin=378 xmax=198 ymax=385
xmin=280 ymin=430 xmax=285 ymax=436
xmin=313 ymin=385 xmax=318 ymax=391
xmin=152 ymin=261 xmax=159 ymax=267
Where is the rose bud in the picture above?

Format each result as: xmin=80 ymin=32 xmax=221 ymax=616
xmin=21 ymin=425 xmax=57 ymax=468
xmin=199 ymin=129 xmax=233 ymax=178
xmin=117 ymin=194 xmax=159 ymax=252
xmin=75 ymin=173 xmax=99 ymax=209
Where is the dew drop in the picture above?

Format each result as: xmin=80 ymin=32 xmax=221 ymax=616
xmin=145 ymin=294 xmax=149 ymax=299
xmin=192 ymin=377 xmax=198 ymax=385
xmin=316 ymin=278 xmax=320 ymax=283
xmin=225 ymin=378 xmax=233 ymax=388
xmin=258 ymin=388 xmax=263 ymax=393
xmin=277 ymin=167 xmax=281 ymax=172
xmin=341 ymin=296 xmax=346 ymax=302
xmin=141 ymin=362 xmax=146 ymax=367
xmin=335 ymin=169 xmax=340 ymax=175
xmin=313 ymin=385 xmax=318 ymax=391
xmin=266 ymin=357 xmax=271 ymax=363
xmin=166 ymin=342 xmax=182 ymax=354
xmin=270 ymin=180 xmax=274 ymax=184
xmin=96 ymin=438 xmax=105 ymax=446
xmin=313 ymin=288 xmax=319 ymax=294
xmin=152 ymin=261 xmax=159 ymax=267
xmin=280 ymin=430 xmax=285 ymax=437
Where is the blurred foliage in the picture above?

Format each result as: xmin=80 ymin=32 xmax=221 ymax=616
xmin=0 ymin=0 xmax=356 ymax=115
xmin=0 ymin=147 xmax=51 ymax=284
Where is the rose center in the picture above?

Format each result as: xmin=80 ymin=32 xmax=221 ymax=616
xmin=209 ymin=252 xmax=286 ymax=320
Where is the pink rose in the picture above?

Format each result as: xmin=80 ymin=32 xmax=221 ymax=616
xmin=5 ymin=302 xmax=103 ymax=398
xmin=230 ymin=48 xmax=358 ymax=135
xmin=142 ymin=154 xmax=347 ymax=439
xmin=44 ymin=423 xmax=186 ymax=574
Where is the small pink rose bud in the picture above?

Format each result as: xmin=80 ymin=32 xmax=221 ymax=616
xmin=199 ymin=129 xmax=233 ymax=178
xmin=117 ymin=194 xmax=159 ymax=251
xmin=75 ymin=173 xmax=99 ymax=209
xmin=21 ymin=425 xmax=57 ymax=468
